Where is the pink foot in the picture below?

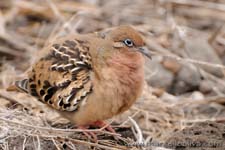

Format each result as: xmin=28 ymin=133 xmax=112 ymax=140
xmin=77 ymin=126 xmax=98 ymax=142
xmin=77 ymin=121 xmax=117 ymax=142
xmin=90 ymin=120 xmax=116 ymax=133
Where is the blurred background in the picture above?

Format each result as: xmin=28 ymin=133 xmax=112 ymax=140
xmin=0 ymin=0 xmax=225 ymax=149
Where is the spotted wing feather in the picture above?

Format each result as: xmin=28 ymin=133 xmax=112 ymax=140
xmin=15 ymin=38 xmax=93 ymax=112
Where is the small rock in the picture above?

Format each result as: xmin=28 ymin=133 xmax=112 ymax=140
xmin=160 ymin=92 xmax=178 ymax=103
xmin=151 ymin=88 xmax=165 ymax=97
xmin=172 ymin=64 xmax=201 ymax=94
xmin=199 ymin=80 xmax=213 ymax=93
xmin=145 ymin=57 xmax=174 ymax=91
xmin=184 ymin=34 xmax=224 ymax=78
xmin=162 ymin=58 xmax=182 ymax=74
xmin=189 ymin=91 xmax=205 ymax=101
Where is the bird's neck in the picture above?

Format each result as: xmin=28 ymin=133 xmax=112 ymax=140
xmin=98 ymin=51 xmax=145 ymax=85
xmin=107 ymin=51 xmax=144 ymax=71
xmin=93 ymin=50 xmax=145 ymax=84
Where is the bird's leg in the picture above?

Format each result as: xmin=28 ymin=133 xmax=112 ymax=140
xmin=77 ymin=125 xmax=98 ymax=142
xmin=77 ymin=121 xmax=115 ymax=142
xmin=90 ymin=121 xmax=120 ymax=141
xmin=90 ymin=120 xmax=115 ymax=133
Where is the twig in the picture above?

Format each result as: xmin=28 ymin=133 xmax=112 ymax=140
xmin=22 ymin=135 xmax=27 ymax=150
xmin=181 ymin=118 xmax=225 ymax=124
xmin=161 ymin=55 xmax=225 ymax=69
xmin=36 ymin=135 xmax=41 ymax=150
xmin=128 ymin=117 xmax=144 ymax=144
xmin=208 ymin=23 xmax=224 ymax=44
xmin=0 ymin=32 xmax=36 ymax=53
xmin=0 ymin=46 xmax=25 ymax=58
xmin=161 ymin=0 xmax=225 ymax=12
xmin=46 ymin=12 xmax=84 ymax=44
xmin=45 ymin=0 xmax=65 ymax=21
xmin=120 ymin=110 xmax=141 ymax=126
xmin=51 ymin=137 xmax=61 ymax=150
xmin=0 ymin=117 xmax=119 ymax=136
xmin=174 ymin=96 xmax=225 ymax=107
xmin=200 ymin=70 xmax=225 ymax=88
xmin=0 ymin=91 xmax=23 ymax=105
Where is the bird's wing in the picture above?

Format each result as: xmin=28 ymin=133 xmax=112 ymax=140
xmin=14 ymin=38 xmax=93 ymax=111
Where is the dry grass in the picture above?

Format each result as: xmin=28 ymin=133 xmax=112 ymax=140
xmin=0 ymin=0 xmax=225 ymax=149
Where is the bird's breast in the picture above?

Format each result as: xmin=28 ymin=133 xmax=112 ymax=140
xmin=62 ymin=52 xmax=145 ymax=125
xmin=94 ymin=52 xmax=145 ymax=115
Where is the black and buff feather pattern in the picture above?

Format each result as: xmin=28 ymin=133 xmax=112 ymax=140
xmin=15 ymin=38 xmax=93 ymax=112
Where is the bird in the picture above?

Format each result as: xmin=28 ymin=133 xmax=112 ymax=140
xmin=7 ymin=25 xmax=151 ymax=139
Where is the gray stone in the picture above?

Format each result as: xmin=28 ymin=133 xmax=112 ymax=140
xmin=172 ymin=64 xmax=201 ymax=94
xmin=145 ymin=57 xmax=174 ymax=91
xmin=184 ymin=35 xmax=224 ymax=78
xmin=199 ymin=80 xmax=213 ymax=93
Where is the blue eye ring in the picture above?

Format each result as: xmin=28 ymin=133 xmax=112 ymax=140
xmin=123 ymin=39 xmax=134 ymax=47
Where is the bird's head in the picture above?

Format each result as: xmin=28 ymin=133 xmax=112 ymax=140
xmin=104 ymin=25 xmax=151 ymax=60
xmin=90 ymin=25 xmax=151 ymax=75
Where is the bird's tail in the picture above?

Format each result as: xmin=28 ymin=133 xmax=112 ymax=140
xmin=6 ymin=79 xmax=29 ymax=93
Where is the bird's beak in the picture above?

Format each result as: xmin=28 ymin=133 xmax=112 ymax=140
xmin=138 ymin=47 xmax=152 ymax=59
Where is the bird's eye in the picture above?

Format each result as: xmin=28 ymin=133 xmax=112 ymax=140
xmin=123 ymin=39 xmax=134 ymax=47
